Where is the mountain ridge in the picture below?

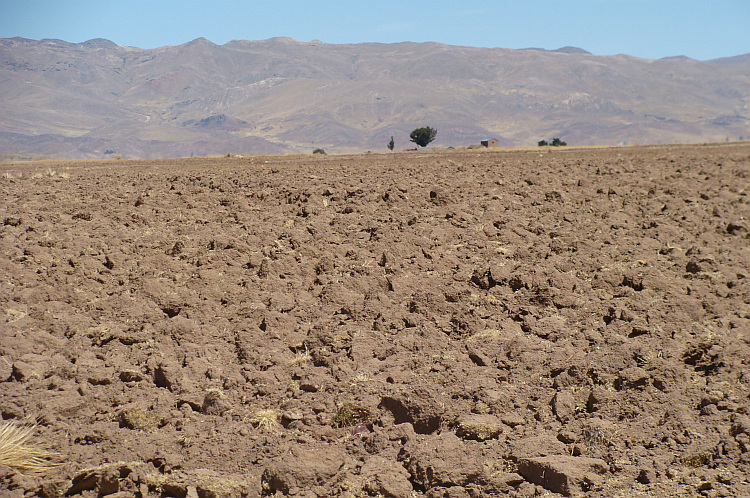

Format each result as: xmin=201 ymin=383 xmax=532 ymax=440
xmin=1 ymin=37 xmax=748 ymax=159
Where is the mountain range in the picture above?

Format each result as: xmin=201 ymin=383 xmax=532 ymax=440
xmin=1 ymin=36 xmax=749 ymax=159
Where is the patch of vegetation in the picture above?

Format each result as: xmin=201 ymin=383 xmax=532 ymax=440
xmin=409 ymin=127 xmax=437 ymax=148
xmin=245 ymin=409 xmax=282 ymax=433
xmin=290 ymin=344 xmax=312 ymax=365
xmin=117 ymin=405 xmax=163 ymax=431
xmin=538 ymin=138 xmax=567 ymax=146
xmin=332 ymin=402 xmax=372 ymax=428
xmin=387 ymin=136 xmax=395 ymax=151
xmin=313 ymin=148 xmax=326 ymax=155
xmin=0 ymin=422 xmax=62 ymax=475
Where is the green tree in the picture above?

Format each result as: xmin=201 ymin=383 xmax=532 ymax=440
xmin=388 ymin=136 xmax=395 ymax=151
xmin=409 ymin=127 xmax=437 ymax=148
xmin=537 ymin=140 xmax=549 ymax=146
xmin=551 ymin=137 xmax=567 ymax=146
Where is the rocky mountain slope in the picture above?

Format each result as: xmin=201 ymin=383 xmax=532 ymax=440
xmin=1 ymin=36 xmax=749 ymax=158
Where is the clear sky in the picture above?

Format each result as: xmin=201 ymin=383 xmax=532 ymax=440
xmin=1 ymin=0 xmax=747 ymax=60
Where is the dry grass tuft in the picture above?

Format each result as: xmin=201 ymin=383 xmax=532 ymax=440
xmin=28 ymin=168 xmax=69 ymax=180
xmin=0 ymin=421 xmax=62 ymax=475
xmin=349 ymin=372 xmax=373 ymax=387
xmin=245 ymin=409 xmax=282 ymax=433
xmin=332 ymin=402 xmax=372 ymax=428
xmin=177 ymin=435 xmax=193 ymax=447
xmin=202 ymin=388 xmax=233 ymax=415
xmin=203 ymin=388 xmax=227 ymax=405
xmin=117 ymin=405 xmax=163 ymax=431
xmin=291 ymin=345 xmax=312 ymax=365
xmin=4 ymin=308 xmax=28 ymax=323
xmin=465 ymin=328 xmax=503 ymax=343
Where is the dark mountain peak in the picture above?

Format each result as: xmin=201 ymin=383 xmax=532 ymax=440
xmin=554 ymin=46 xmax=591 ymax=55
xmin=659 ymin=55 xmax=695 ymax=62
xmin=521 ymin=46 xmax=591 ymax=55
xmin=707 ymin=53 xmax=750 ymax=65
xmin=184 ymin=37 xmax=217 ymax=47
xmin=81 ymin=38 xmax=119 ymax=49
xmin=223 ymin=39 xmax=252 ymax=49
xmin=267 ymin=36 xmax=301 ymax=44
xmin=0 ymin=37 xmax=34 ymax=49
xmin=40 ymin=38 xmax=76 ymax=48
xmin=224 ymin=37 xmax=303 ymax=50
xmin=183 ymin=114 xmax=250 ymax=131
xmin=8 ymin=36 xmax=35 ymax=44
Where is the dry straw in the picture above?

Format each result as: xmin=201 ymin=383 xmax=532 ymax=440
xmin=245 ymin=409 xmax=282 ymax=433
xmin=332 ymin=402 xmax=372 ymax=428
xmin=0 ymin=421 xmax=61 ymax=475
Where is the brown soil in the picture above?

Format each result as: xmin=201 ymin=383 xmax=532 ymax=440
xmin=1 ymin=144 xmax=749 ymax=497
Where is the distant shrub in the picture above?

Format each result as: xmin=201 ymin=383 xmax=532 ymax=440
xmin=387 ymin=136 xmax=395 ymax=151
xmin=409 ymin=127 xmax=437 ymax=148
xmin=313 ymin=148 xmax=326 ymax=155
xmin=538 ymin=138 xmax=567 ymax=147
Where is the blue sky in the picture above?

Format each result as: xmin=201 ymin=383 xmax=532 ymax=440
xmin=1 ymin=0 xmax=747 ymax=60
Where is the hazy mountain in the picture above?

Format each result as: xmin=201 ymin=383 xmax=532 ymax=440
xmin=1 ymin=36 xmax=748 ymax=159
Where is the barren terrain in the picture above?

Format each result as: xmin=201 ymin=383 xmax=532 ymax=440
xmin=2 ymin=37 xmax=749 ymax=159
xmin=1 ymin=143 xmax=749 ymax=497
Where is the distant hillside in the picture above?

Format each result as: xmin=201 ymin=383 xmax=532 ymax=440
xmin=0 ymin=37 xmax=748 ymax=158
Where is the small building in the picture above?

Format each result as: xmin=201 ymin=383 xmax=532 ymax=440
xmin=480 ymin=138 xmax=499 ymax=148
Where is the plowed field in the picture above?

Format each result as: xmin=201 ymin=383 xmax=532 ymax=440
xmin=2 ymin=143 xmax=750 ymax=497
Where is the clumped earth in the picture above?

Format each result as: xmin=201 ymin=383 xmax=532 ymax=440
xmin=1 ymin=143 xmax=749 ymax=497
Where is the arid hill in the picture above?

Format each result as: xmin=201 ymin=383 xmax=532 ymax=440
xmin=1 ymin=36 xmax=749 ymax=158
